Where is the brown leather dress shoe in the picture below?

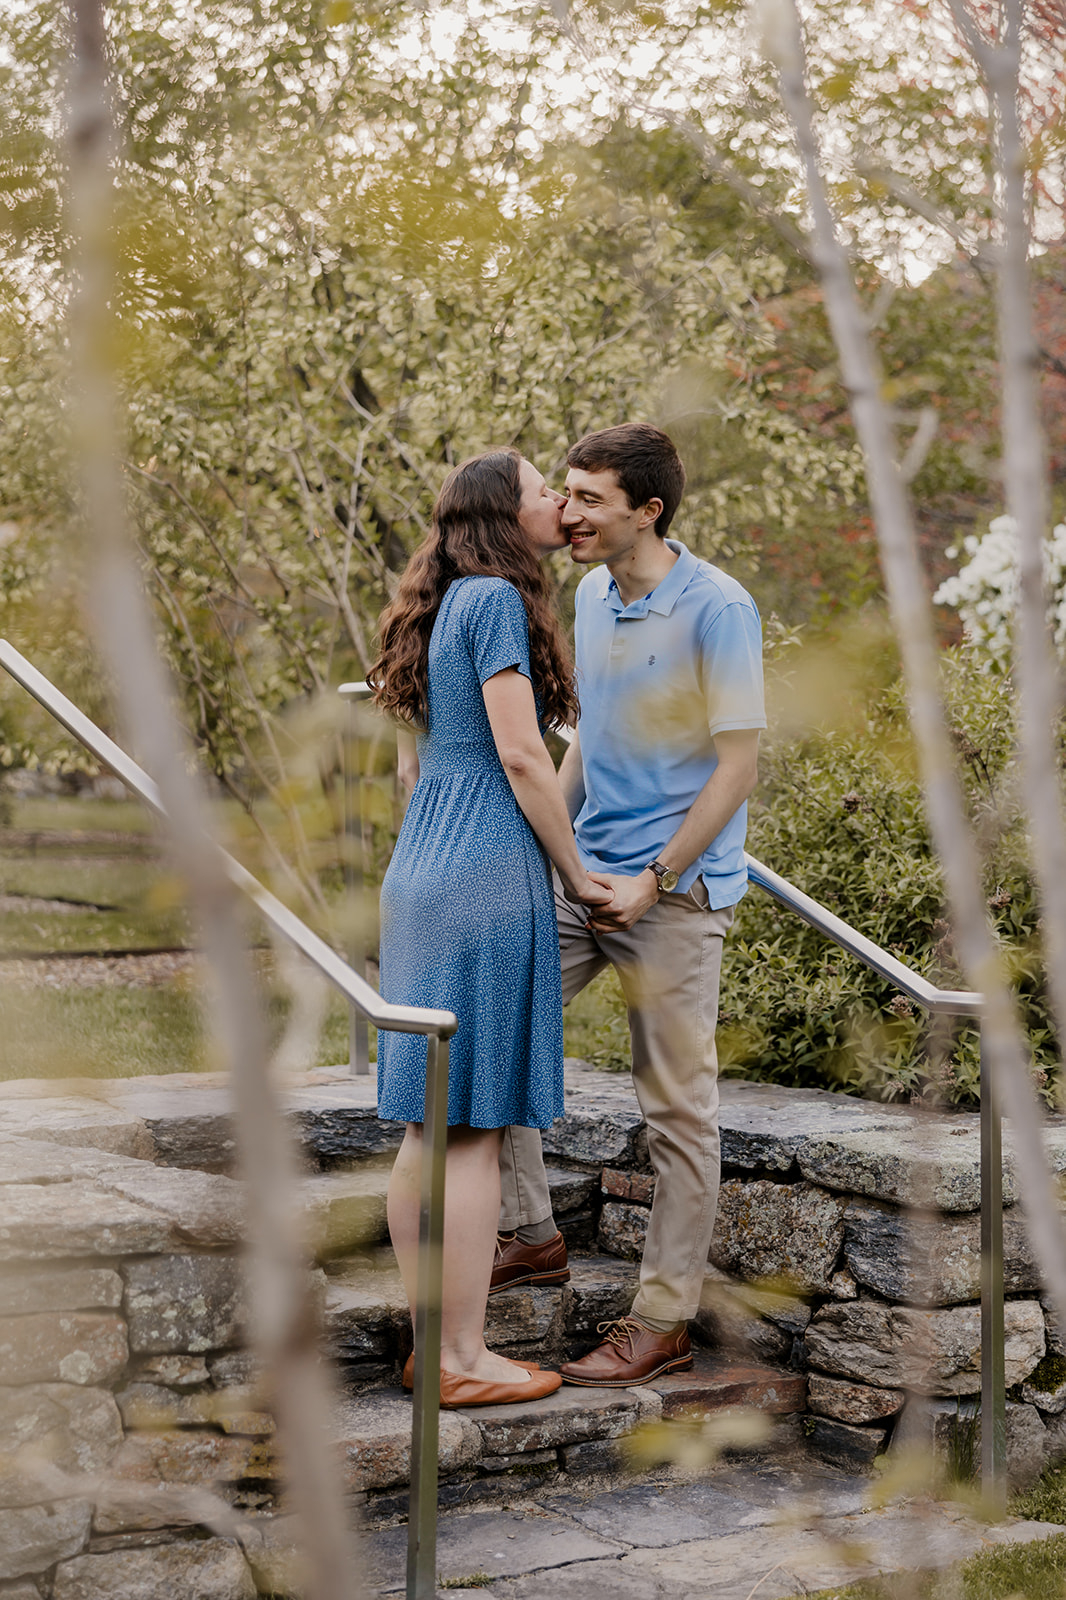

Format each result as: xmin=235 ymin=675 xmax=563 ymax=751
xmin=402 ymin=1353 xmax=539 ymax=1392
xmin=488 ymin=1230 xmax=570 ymax=1294
xmin=559 ymin=1318 xmax=692 ymax=1387
xmin=439 ymin=1365 xmax=562 ymax=1408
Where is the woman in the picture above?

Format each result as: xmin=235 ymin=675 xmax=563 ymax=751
xmin=369 ymin=448 xmax=612 ymax=1407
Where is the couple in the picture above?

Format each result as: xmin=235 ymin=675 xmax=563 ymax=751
xmin=370 ymin=423 xmax=765 ymax=1407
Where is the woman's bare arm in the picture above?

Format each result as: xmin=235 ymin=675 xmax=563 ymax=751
xmin=481 ymin=668 xmax=611 ymax=907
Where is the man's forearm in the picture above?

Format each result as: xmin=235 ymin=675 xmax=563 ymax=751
xmin=585 ymin=729 xmax=760 ymax=935
xmin=657 ymin=730 xmax=760 ymax=877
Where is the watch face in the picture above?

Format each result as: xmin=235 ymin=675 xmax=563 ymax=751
xmin=661 ymin=869 xmax=680 ymax=892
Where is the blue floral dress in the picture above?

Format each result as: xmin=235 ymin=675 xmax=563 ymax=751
xmin=376 ymin=577 xmax=565 ymax=1129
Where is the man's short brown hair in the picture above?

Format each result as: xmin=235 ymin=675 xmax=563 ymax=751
xmin=567 ymin=423 xmax=686 ymax=538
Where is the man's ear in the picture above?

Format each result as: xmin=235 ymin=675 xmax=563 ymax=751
xmin=637 ymin=498 xmax=664 ymax=531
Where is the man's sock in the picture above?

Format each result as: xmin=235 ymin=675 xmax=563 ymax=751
xmin=514 ymin=1217 xmax=558 ymax=1245
xmin=631 ymin=1312 xmax=686 ymax=1336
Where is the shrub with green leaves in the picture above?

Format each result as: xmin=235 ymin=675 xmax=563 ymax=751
xmin=577 ymin=622 xmax=1051 ymax=1107
xmin=717 ymin=626 xmax=1052 ymax=1107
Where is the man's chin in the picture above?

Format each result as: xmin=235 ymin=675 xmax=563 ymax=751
xmin=568 ymin=541 xmax=597 ymax=564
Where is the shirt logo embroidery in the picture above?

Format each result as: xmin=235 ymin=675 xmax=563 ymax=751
xmin=648 ymin=655 xmax=656 ymax=665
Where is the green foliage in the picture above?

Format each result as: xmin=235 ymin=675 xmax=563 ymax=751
xmin=719 ymin=626 xmax=1053 ymax=1107
xmin=566 ymin=625 xmax=1053 ymax=1108
xmin=1012 ymin=1459 xmax=1066 ymax=1527
xmin=0 ymin=0 xmax=862 ymax=931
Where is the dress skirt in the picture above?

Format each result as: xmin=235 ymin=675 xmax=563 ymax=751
xmin=376 ymin=576 xmax=565 ymax=1130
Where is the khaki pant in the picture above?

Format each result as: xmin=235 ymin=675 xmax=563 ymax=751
xmin=499 ymin=875 xmax=734 ymax=1324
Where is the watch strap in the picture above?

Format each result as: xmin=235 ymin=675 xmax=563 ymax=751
xmin=647 ymin=859 xmax=679 ymax=893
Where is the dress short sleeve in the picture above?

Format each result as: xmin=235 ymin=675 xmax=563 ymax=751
xmin=461 ymin=578 xmax=533 ymax=686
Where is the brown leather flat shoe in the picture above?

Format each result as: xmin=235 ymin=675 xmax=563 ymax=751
xmin=559 ymin=1318 xmax=692 ymax=1387
xmin=402 ymin=1353 xmax=540 ymax=1392
xmin=489 ymin=1230 xmax=570 ymax=1294
xmin=439 ymin=1365 xmax=562 ymax=1408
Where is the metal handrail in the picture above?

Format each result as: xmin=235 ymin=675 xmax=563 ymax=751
xmin=339 ymin=679 xmax=1005 ymax=1508
xmin=0 ymin=641 xmax=452 ymax=1600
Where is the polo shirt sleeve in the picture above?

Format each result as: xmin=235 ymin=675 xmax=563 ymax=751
xmin=700 ymin=600 xmax=766 ymax=736
xmin=462 ymin=579 xmax=533 ymax=685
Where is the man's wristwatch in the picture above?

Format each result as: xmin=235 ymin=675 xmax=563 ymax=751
xmin=646 ymin=859 xmax=680 ymax=894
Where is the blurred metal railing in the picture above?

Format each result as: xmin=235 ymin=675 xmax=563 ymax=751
xmin=0 ymin=641 xmax=454 ymax=1600
xmin=340 ymin=681 xmax=1003 ymax=1508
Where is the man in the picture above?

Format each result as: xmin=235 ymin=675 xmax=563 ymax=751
xmin=492 ymin=422 xmax=765 ymax=1386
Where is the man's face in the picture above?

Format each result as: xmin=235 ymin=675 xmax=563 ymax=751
xmin=562 ymin=465 xmax=660 ymax=567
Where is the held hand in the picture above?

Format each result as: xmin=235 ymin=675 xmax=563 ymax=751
xmin=585 ymin=870 xmax=660 ymax=933
xmin=568 ymin=872 xmax=614 ymax=908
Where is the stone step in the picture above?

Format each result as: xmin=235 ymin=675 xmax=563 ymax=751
xmin=12 ymin=1063 xmax=1045 ymax=1212
xmin=304 ymin=1160 xmax=599 ymax=1268
xmin=336 ymin=1347 xmax=808 ymax=1514
xmin=324 ymin=1250 xmax=643 ymax=1386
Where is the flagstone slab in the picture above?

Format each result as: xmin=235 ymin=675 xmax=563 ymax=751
xmin=336 ymin=1392 xmax=481 ymax=1491
xmin=806 ymin=1297 xmax=1045 ymax=1393
xmin=0 ymin=1312 xmax=127 ymax=1386
xmin=0 ymin=1265 xmax=123 ymax=1315
xmin=647 ymin=1355 xmax=807 ymax=1418
xmin=543 ymin=1478 xmax=785 ymax=1547
xmin=799 ymin=1122 xmax=1014 ymax=1212
xmin=366 ymin=1507 xmax=624 ymax=1592
xmin=53 ymin=1537 xmax=257 ymax=1600
xmin=711 ymin=1179 xmax=847 ymax=1293
xmin=717 ymin=1080 xmax=909 ymax=1173
xmin=0 ymin=1183 xmax=176 ymax=1261
xmin=472 ymin=1386 xmax=645 ymax=1457
xmin=122 ymin=1254 xmax=246 ymax=1353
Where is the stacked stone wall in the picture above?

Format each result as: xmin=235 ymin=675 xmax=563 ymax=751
xmin=0 ymin=1079 xmax=370 ymax=1598
xmin=3 ymin=1066 xmax=1066 ymax=1592
xmin=584 ymin=1073 xmax=1065 ymax=1480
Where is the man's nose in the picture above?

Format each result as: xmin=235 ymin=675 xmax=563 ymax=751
xmin=561 ymin=498 xmax=581 ymax=526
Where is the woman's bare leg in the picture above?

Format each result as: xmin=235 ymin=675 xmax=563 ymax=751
xmin=388 ymin=1122 xmax=534 ymax=1383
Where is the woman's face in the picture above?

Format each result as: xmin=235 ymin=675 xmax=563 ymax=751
xmin=517 ymin=459 xmax=568 ymax=559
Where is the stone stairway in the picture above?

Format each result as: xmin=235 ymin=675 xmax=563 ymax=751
xmin=309 ymin=1151 xmax=806 ymax=1514
xmin=0 ymin=1062 xmax=811 ymax=1549
xmin=322 ymin=1236 xmax=806 ymax=1518
xmin=9 ymin=1055 xmax=1064 ymax=1594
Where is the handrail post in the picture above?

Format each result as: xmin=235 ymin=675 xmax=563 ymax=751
xmin=344 ymin=692 xmax=370 ymax=1075
xmin=407 ymin=1031 xmax=449 ymax=1599
xmin=980 ymin=1020 xmax=1007 ymax=1511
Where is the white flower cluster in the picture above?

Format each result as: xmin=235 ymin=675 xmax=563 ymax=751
xmin=933 ymin=514 xmax=1066 ymax=665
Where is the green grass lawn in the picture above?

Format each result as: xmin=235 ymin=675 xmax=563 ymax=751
xmin=562 ymin=966 xmax=630 ymax=1066
xmin=0 ymin=981 xmax=355 ymax=1080
xmin=9 ymin=796 xmax=155 ymax=835
xmin=1 ymin=795 xmax=189 ymax=955
xmin=0 ymin=793 xmax=358 ymax=1077
xmin=0 ymin=790 xmax=627 ymax=1078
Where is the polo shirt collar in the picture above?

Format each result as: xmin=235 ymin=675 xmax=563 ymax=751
xmin=603 ymin=540 xmax=697 ymax=617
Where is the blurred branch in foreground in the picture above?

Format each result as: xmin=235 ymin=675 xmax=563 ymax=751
xmin=64 ymin=0 xmax=361 ymax=1594
xmin=764 ymin=0 xmax=1066 ymax=1345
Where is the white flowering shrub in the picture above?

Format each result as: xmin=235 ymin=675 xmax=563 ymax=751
xmin=934 ymin=515 xmax=1066 ymax=665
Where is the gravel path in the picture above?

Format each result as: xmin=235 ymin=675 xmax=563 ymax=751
xmin=0 ymin=950 xmax=204 ymax=989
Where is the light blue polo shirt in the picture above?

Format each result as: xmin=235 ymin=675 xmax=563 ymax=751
xmin=573 ymin=540 xmax=765 ymax=909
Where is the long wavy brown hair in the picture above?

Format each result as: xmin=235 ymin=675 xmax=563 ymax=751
xmin=369 ymin=448 xmax=578 ymax=731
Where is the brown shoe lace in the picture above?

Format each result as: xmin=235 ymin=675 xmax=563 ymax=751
xmin=494 ymin=1232 xmax=516 ymax=1262
xmin=595 ymin=1317 xmax=643 ymax=1355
